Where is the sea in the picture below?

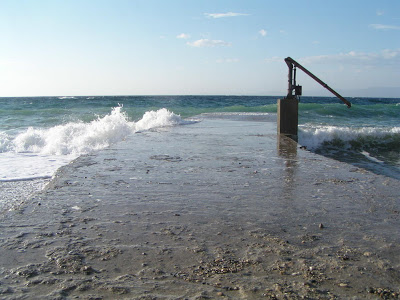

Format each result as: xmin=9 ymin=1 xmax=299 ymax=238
xmin=0 ymin=95 xmax=399 ymax=212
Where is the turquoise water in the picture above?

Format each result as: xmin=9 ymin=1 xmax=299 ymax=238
xmin=1 ymin=95 xmax=398 ymax=129
xmin=0 ymin=95 xmax=399 ymax=180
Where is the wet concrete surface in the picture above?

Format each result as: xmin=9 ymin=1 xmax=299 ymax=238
xmin=0 ymin=117 xmax=399 ymax=299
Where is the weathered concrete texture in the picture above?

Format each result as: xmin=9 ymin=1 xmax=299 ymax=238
xmin=0 ymin=116 xmax=399 ymax=299
xmin=277 ymin=98 xmax=299 ymax=136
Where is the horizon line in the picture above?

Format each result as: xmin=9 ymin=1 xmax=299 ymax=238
xmin=0 ymin=93 xmax=398 ymax=99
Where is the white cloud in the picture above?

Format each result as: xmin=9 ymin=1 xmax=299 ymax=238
xmin=187 ymin=39 xmax=232 ymax=47
xmin=176 ymin=33 xmax=190 ymax=39
xmin=369 ymin=24 xmax=400 ymax=30
xmin=216 ymin=58 xmax=239 ymax=63
xmin=381 ymin=49 xmax=400 ymax=59
xmin=259 ymin=29 xmax=267 ymax=37
xmin=264 ymin=56 xmax=283 ymax=63
xmin=376 ymin=10 xmax=384 ymax=16
xmin=298 ymin=49 xmax=400 ymax=66
xmin=204 ymin=12 xmax=249 ymax=19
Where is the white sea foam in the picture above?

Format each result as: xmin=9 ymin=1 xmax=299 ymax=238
xmin=200 ymin=112 xmax=271 ymax=116
xmin=299 ymin=125 xmax=400 ymax=150
xmin=58 ymin=96 xmax=77 ymax=99
xmin=360 ymin=151 xmax=385 ymax=164
xmin=0 ymin=107 xmax=182 ymax=181
xmin=13 ymin=106 xmax=133 ymax=155
xmin=134 ymin=108 xmax=182 ymax=131
xmin=0 ymin=152 xmax=74 ymax=182
xmin=0 ymin=132 xmax=12 ymax=152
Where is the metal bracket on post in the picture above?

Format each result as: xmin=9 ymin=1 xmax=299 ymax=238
xmin=277 ymin=57 xmax=351 ymax=137
xmin=284 ymin=57 xmax=351 ymax=108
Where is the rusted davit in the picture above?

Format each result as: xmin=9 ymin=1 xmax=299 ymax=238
xmin=277 ymin=57 xmax=351 ymax=137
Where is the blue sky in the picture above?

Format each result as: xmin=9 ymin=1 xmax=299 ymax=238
xmin=1 ymin=0 xmax=399 ymax=97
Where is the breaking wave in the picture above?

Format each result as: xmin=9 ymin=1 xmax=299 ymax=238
xmin=1 ymin=107 xmax=183 ymax=156
xmin=299 ymin=125 xmax=400 ymax=178
xmin=299 ymin=125 xmax=400 ymax=151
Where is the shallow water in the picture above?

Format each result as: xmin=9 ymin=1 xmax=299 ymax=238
xmin=0 ymin=96 xmax=399 ymax=212
xmin=0 ymin=179 xmax=49 ymax=214
xmin=1 ymin=116 xmax=399 ymax=299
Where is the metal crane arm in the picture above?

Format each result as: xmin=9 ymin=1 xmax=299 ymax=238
xmin=285 ymin=57 xmax=351 ymax=108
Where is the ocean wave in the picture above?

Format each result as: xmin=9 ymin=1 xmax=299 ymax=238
xmin=2 ymin=107 xmax=183 ymax=156
xmin=134 ymin=108 xmax=183 ymax=131
xmin=299 ymin=125 xmax=400 ymax=151
xmin=58 ymin=96 xmax=77 ymax=99
xmin=0 ymin=132 xmax=12 ymax=153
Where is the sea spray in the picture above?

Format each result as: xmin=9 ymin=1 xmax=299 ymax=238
xmin=0 ymin=132 xmax=12 ymax=153
xmin=11 ymin=106 xmax=129 ymax=155
xmin=134 ymin=108 xmax=183 ymax=132
xmin=0 ymin=107 xmax=183 ymax=181
xmin=299 ymin=125 xmax=400 ymax=151
xmin=10 ymin=107 xmax=182 ymax=156
xmin=299 ymin=125 xmax=400 ymax=178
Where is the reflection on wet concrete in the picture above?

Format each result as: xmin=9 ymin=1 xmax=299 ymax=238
xmin=277 ymin=134 xmax=298 ymax=200
xmin=277 ymin=134 xmax=298 ymax=161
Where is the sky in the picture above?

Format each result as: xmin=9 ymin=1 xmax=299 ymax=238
xmin=0 ymin=0 xmax=399 ymax=97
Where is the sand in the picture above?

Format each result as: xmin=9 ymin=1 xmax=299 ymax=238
xmin=0 ymin=116 xmax=399 ymax=299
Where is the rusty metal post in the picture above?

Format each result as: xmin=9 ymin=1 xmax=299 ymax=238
xmin=278 ymin=57 xmax=351 ymax=137
xmin=284 ymin=57 xmax=351 ymax=108
xmin=278 ymin=59 xmax=298 ymax=137
xmin=286 ymin=59 xmax=294 ymax=98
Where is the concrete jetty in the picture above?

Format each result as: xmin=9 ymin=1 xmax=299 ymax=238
xmin=1 ymin=115 xmax=399 ymax=299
